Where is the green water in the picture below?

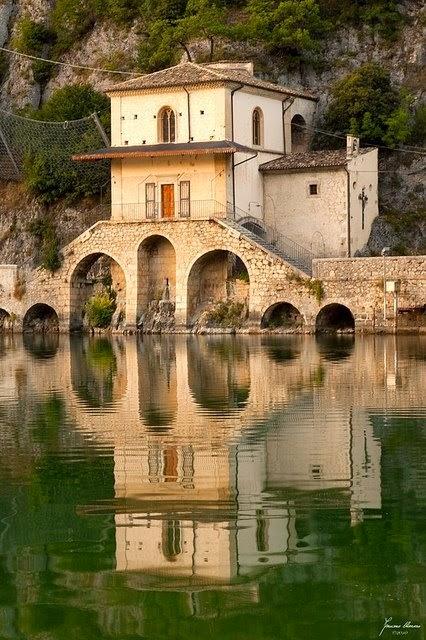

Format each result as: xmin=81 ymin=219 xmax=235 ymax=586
xmin=0 ymin=334 xmax=424 ymax=640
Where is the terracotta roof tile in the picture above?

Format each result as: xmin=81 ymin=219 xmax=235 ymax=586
xmin=72 ymin=140 xmax=253 ymax=161
xmin=106 ymin=62 xmax=316 ymax=100
xmin=259 ymin=149 xmax=372 ymax=172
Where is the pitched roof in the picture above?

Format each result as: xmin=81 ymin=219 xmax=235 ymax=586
xmin=72 ymin=140 xmax=253 ymax=161
xmin=259 ymin=148 xmax=372 ymax=172
xmin=106 ymin=61 xmax=316 ymax=100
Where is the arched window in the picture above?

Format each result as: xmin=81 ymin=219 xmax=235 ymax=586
xmin=159 ymin=107 xmax=176 ymax=143
xmin=291 ymin=114 xmax=307 ymax=152
xmin=252 ymin=108 xmax=263 ymax=146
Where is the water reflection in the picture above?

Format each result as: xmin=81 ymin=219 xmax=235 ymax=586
xmin=0 ymin=334 xmax=424 ymax=639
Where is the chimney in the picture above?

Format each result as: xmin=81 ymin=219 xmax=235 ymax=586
xmin=204 ymin=61 xmax=254 ymax=76
xmin=346 ymin=134 xmax=360 ymax=160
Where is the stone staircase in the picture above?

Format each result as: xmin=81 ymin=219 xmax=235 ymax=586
xmin=219 ymin=216 xmax=313 ymax=276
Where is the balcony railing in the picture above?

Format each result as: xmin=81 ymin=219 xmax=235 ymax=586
xmin=110 ymin=200 xmax=228 ymax=221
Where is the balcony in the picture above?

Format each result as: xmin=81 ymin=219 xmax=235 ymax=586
xmin=110 ymin=200 xmax=228 ymax=221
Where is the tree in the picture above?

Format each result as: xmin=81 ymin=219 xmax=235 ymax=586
xmin=35 ymin=84 xmax=110 ymax=124
xmin=324 ymin=63 xmax=412 ymax=147
xmin=242 ymin=0 xmax=327 ymax=59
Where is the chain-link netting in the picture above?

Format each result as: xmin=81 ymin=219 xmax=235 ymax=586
xmin=0 ymin=110 xmax=109 ymax=184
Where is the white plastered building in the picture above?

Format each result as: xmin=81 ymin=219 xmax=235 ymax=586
xmin=75 ymin=61 xmax=379 ymax=258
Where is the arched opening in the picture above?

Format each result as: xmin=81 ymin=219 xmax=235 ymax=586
xmin=158 ymin=107 xmax=176 ymax=143
xmin=187 ymin=250 xmax=250 ymax=327
xmin=316 ymin=304 xmax=355 ymax=333
xmin=23 ymin=304 xmax=59 ymax=333
xmin=252 ymin=107 xmax=263 ymax=146
xmin=261 ymin=302 xmax=304 ymax=329
xmin=188 ymin=337 xmax=250 ymax=413
xmin=70 ymin=253 xmax=126 ymax=331
xmin=137 ymin=236 xmax=176 ymax=331
xmin=291 ymin=114 xmax=308 ymax=153
xmin=0 ymin=309 xmax=12 ymax=332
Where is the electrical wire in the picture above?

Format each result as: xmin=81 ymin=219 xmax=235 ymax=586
xmin=0 ymin=46 xmax=139 ymax=76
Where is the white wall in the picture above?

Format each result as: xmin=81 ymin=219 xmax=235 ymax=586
xmin=110 ymin=86 xmax=228 ymax=147
xmin=283 ymin=96 xmax=317 ymax=154
xmin=348 ymin=149 xmax=379 ymax=255
xmin=263 ymin=168 xmax=349 ymax=257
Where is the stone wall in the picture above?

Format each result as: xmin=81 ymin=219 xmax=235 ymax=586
xmin=314 ymin=255 xmax=426 ymax=331
xmin=0 ymin=218 xmax=424 ymax=332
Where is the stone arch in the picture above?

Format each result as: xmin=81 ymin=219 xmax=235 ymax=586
xmin=186 ymin=249 xmax=250 ymax=325
xmin=70 ymin=252 xmax=126 ymax=330
xmin=23 ymin=304 xmax=59 ymax=333
xmin=316 ymin=303 xmax=355 ymax=332
xmin=137 ymin=235 xmax=176 ymax=328
xmin=261 ymin=302 xmax=305 ymax=329
xmin=0 ymin=308 xmax=12 ymax=332
xmin=291 ymin=114 xmax=308 ymax=153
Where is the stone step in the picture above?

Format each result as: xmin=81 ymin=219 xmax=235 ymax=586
xmin=219 ymin=218 xmax=312 ymax=275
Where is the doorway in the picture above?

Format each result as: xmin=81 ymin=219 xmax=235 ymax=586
xmin=161 ymin=184 xmax=175 ymax=219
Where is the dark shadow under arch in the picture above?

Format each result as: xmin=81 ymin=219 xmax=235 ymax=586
xmin=261 ymin=302 xmax=304 ymax=329
xmin=23 ymin=304 xmax=59 ymax=333
xmin=316 ymin=304 xmax=355 ymax=333
xmin=0 ymin=308 xmax=12 ymax=332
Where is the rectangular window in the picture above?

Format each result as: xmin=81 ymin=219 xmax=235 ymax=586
xmin=145 ymin=183 xmax=156 ymax=219
xmin=309 ymin=183 xmax=318 ymax=196
xmin=179 ymin=181 xmax=190 ymax=218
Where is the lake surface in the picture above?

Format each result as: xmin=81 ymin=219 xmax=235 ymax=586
xmin=0 ymin=334 xmax=424 ymax=640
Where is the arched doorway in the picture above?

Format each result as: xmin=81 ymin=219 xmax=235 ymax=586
xmin=291 ymin=114 xmax=308 ymax=153
xmin=137 ymin=236 xmax=176 ymax=330
xmin=261 ymin=302 xmax=304 ymax=329
xmin=23 ymin=304 xmax=59 ymax=333
xmin=0 ymin=309 xmax=12 ymax=332
xmin=187 ymin=250 xmax=250 ymax=326
xmin=316 ymin=304 xmax=355 ymax=332
xmin=70 ymin=253 xmax=126 ymax=330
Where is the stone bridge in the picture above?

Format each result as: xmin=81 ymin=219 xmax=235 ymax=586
xmin=0 ymin=218 xmax=425 ymax=332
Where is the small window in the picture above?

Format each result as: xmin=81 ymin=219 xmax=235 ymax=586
xmin=252 ymin=108 xmax=263 ymax=146
xmin=179 ymin=181 xmax=190 ymax=218
xmin=309 ymin=183 xmax=319 ymax=196
xmin=134 ymin=114 xmax=138 ymax=119
xmin=158 ymin=107 xmax=176 ymax=143
xmin=145 ymin=182 xmax=156 ymax=219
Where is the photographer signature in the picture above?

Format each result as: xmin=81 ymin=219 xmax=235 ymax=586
xmin=379 ymin=618 xmax=421 ymax=636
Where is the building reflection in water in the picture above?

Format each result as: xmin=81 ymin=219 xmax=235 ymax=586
xmin=2 ymin=333 xmax=424 ymax=595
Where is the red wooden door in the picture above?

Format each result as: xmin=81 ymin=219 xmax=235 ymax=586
xmin=161 ymin=184 xmax=175 ymax=219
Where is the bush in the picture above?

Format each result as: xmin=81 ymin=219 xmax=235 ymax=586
xmin=85 ymin=293 xmax=117 ymax=328
xmin=12 ymin=16 xmax=55 ymax=56
xmin=204 ymin=301 xmax=246 ymax=327
xmin=34 ymin=84 xmax=110 ymax=126
xmin=323 ymin=63 xmax=412 ymax=147
xmin=27 ymin=218 xmax=62 ymax=272
xmin=409 ymin=103 xmax=426 ymax=146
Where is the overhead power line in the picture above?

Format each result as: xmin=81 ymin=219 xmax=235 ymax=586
xmin=0 ymin=46 xmax=139 ymax=76
xmin=292 ymin=121 xmax=426 ymax=157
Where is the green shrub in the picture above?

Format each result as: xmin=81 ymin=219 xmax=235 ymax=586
xmin=205 ymin=301 xmax=246 ymax=327
xmin=27 ymin=217 xmax=62 ymax=272
xmin=13 ymin=16 xmax=55 ymax=56
xmin=323 ymin=63 xmax=412 ymax=147
xmin=85 ymin=293 xmax=117 ymax=328
xmin=409 ymin=103 xmax=426 ymax=146
xmin=34 ymin=84 xmax=110 ymax=126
